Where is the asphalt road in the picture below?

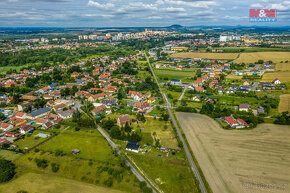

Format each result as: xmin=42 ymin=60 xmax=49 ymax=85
xmin=145 ymin=53 xmax=208 ymax=193
xmin=74 ymin=100 xmax=158 ymax=193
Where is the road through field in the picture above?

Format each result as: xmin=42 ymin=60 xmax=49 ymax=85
xmin=145 ymin=53 xmax=208 ymax=193
xmin=176 ymin=113 xmax=290 ymax=193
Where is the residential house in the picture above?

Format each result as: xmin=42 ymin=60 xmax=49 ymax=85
xmin=26 ymin=107 xmax=51 ymax=119
xmin=92 ymin=104 xmax=106 ymax=116
xmin=11 ymin=117 xmax=27 ymax=126
xmin=101 ymin=97 xmax=118 ymax=106
xmin=21 ymin=94 xmax=38 ymax=101
xmin=18 ymin=102 xmax=33 ymax=112
xmin=0 ymin=122 xmax=13 ymax=131
xmin=57 ymin=109 xmax=75 ymax=119
xmin=195 ymin=87 xmax=204 ymax=92
xmin=272 ymin=78 xmax=281 ymax=85
xmin=238 ymin=103 xmax=250 ymax=112
xmin=15 ymin=112 xmax=26 ymax=119
xmin=125 ymin=142 xmax=140 ymax=153
xmin=170 ymin=79 xmax=182 ymax=86
xmin=71 ymin=72 xmax=79 ymax=78
xmin=117 ymin=115 xmax=130 ymax=127
xmin=19 ymin=124 xmax=34 ymax=135
xmin=35 ymin=118 xmax=49 ymax=126
xmin=38 ymin=87 xmax=50 ymax=94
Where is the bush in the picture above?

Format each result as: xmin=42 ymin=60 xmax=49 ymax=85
xmin=34 ymin=158 xmax=48 ymax=168
xmin=139 ymin=181 xmax=153 ymax=193
xmin=51 ymin=163 xmax=60 ymax=173
xmin=55 ymin=150 xmax=65 ymax=156
xmin=104 ymin=177 xmax=113 ymax=187
xmin=0 ymin=158 xmax=16 ymax=183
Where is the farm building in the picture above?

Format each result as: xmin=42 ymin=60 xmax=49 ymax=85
xmin=225 ymin=117 xmax=239 ymax=128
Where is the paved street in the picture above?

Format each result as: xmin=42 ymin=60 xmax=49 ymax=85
xmin=145 ymin=53 xmax=208 ymax=193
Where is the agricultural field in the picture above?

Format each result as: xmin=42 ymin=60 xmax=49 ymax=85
xmin=234 ymin=52 xmax=290 ymax=64
xmin=262 ymin=71 xmax=290 ymax=81
xmin=279 ymin=94 xmax=290 ymax=113
xmin=171 ymin=52 xmax=239 ymax=60
xmin=226 ymin=74 xmax=243 ymax=79
xmin=275 ymin=62 xmax=290 ymax=71
xmin=0 ymin=172 xmax=128 ymax=193
xmin=177 ymin=113 xmax=290 ymax=193
xmin=154 ymin=68 xmax=196 ymax=82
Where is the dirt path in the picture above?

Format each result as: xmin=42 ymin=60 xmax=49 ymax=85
xmin=176 ymin=112 xmax=290 ymax=193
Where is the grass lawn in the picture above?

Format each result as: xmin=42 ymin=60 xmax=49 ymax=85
xmin=127 ymin=149 xmax=199 ymax=193
xmin=186 ymin=101 xmax=203 ymax=109
xmin=39 ymin=129 xmax=116 ymax=163
xmin=0 ymin=172 xmax=129 ymax=193
xmin=13 ymin=130 xmax=52 ymax=150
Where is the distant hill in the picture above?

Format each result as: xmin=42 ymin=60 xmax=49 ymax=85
xmin=168 ymin=24 xmax=184 ymax=29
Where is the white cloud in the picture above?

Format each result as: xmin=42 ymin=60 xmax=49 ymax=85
xmin=250 ymin=3 xmax=263 ymax=8
xmin=165 ymin=0 xmax=218 ymax=8
xmin=162 ymin=7 xmax=185 ymax=12
xmin=88 ymin=0 xmax=114 ymax=9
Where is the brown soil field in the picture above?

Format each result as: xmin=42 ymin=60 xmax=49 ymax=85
xmin=176 ymin=112 xmax=290 ymax=193
xmin=279 ymin=94 xmax=290 ymax=113
xmin=226 ymin=75 xmax=243 ymax=79
xmin=171 ymin=52 xmax=239 ymax=60
xmin=262 ymin=71 xmax=290 ymax=82
xmin=275 ymin=63 xmax=290 ymax=71
xmin=234 ymin=52 xmax=290 ymax=64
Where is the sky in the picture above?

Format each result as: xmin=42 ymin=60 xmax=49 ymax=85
xmin=0 ymin=0 xmax=289 ymax=27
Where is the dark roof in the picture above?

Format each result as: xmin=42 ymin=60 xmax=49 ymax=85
xmin=171 ymin=79 xmax=181 ymax=82
xmin=30 ymin=107 xmax=51 ymax=117
xmin=239 ymin=103 xmax=250 ymax=109
xmin=49 ymin=83 xmax=58 ymax=88
xmin=126 ymin=142 xmax=140 ymax=150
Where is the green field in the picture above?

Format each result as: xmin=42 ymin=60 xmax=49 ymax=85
xmin=0 ymin=172 xmax=128 ymax=193
xmin=154 ymin=68 xmax=196 ymax=82
xmin=10 ymin=127 xmax=141 ymax=193
xmin=39 ymin=129 xmax=116 ymax=163
xmin=128 ymin=149 xmax=199 ymax=193
xmin=0 ymin=64 xmax=30 ymax=73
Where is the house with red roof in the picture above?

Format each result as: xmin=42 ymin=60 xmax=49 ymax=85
xmin=225 ymin=117 xmax=239 ymax=128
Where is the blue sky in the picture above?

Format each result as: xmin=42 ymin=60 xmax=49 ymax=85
xmin=0 ymin=0 xmax=289 ymax=27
